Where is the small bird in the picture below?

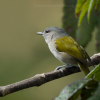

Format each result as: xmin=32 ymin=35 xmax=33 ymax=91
xmin=37 ymin=27 xmax=93 ymax=75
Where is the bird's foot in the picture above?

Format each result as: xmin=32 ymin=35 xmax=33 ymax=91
xmin=54 ymin=64 xmax=72 ymax=72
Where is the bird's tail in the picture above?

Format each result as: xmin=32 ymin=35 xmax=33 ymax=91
xmin=78 ymin=62 xmax=90 ymax=75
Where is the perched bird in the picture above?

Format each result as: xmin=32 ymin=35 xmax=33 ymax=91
xmin=37 ymin=27 xmax=93 ymax=75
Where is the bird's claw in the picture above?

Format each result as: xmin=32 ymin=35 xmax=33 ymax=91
xmin=54 ymin=64 xmax=72 ymax=72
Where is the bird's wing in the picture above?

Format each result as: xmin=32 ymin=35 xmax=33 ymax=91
xmin=55 ymin=36 xmax=89 ymax=66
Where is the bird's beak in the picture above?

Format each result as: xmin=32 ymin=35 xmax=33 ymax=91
xmin=36 ymin=32 xmax=43 ymax=35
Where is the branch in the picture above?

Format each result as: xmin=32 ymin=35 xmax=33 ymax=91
xmin=0 ymin=53 xmax=100 ymax=97
xmin=88 ymin=53 xmax=100 ymax=66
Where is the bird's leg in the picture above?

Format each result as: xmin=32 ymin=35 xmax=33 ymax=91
xmin=54 ymin=64 xmax=72 ymax=72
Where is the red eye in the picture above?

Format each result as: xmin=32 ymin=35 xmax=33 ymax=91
xmin=45 ymin=30 xmax=50 ymax=33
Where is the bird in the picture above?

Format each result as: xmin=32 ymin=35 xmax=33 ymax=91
xmin=37 ymin=27 xmax=93 ymax=75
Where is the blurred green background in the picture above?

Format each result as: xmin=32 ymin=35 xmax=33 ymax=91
xmin=0 ymin=0 xmax=96 ymax=100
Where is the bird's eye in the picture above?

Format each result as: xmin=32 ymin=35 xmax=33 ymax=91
xmin=45 ymin=30 xmax=50 ymax=33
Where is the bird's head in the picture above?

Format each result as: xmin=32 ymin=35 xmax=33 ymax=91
xmin=37 ymin=27 xmax=68 ymax=43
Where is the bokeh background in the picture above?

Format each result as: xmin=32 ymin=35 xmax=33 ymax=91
xmin=0 ymin=0 xmax=96 ymax=100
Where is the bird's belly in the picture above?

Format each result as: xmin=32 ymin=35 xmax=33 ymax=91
xmin=48 ymin=42 xmax=78 ymax=65
xmin=53 ymin=51 xmax=78 ymax=65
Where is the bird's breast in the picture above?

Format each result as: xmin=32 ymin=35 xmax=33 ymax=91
xmin=48 ymin=41 xmax=78 ymax=65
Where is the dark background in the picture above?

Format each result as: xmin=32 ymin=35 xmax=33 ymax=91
xmin=0 ymin=0 xmax=96 ymax=100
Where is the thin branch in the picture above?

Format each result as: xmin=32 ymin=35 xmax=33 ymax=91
xmin=88 ymin=53 xmax=100 ymax=66
xmin=0 ymin=53 xmax=100 ymax=97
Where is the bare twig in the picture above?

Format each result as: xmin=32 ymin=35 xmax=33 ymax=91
xmin=0 ymin=53 xmax=100 ymax=97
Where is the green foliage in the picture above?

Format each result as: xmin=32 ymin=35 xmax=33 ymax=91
xmin=75 ymin=13 xmax=96 ymax=48
xmin=75 ymin=0 xmax=86 ymax=17
xmin=85 ymin=64 xmax=100 ymax=81
xmin=88 ymin=0 xmax=96 ymax=23
xmin=95 ymin=15 xmax=100 ymax=52
xmin=54 ymin=64 xmax=100 ymax=100
xmin=75 ymin=0 xmax=100 ymax=27
xmin=76 ymin=0 xmax=90 ymax=27
xmin=54 ymin=78 xmax=98 ymax=100
xmin=62 ymin=0 xmax=78 ymax=38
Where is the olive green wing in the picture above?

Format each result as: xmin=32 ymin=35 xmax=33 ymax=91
xmin=55 ymin=36 xmax=89 ymax=66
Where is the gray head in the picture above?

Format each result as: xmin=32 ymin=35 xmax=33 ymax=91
xmin=37 ymin=27 xmax=68 ymax=43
